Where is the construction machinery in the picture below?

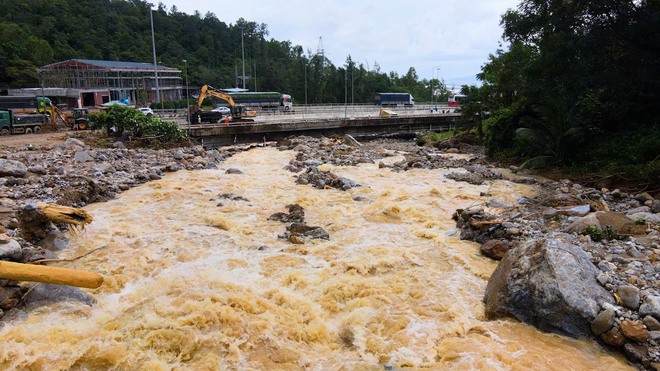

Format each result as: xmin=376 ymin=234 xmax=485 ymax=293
xmin=0 ymin=96 xmax=52 ymax=114
xmin=0 ymin=109 xmax=46 ymax=135
xmin=190 ymin=85 xmax=256 ymax=124
xmin=50 ymin=105 xmax=91 ymax=130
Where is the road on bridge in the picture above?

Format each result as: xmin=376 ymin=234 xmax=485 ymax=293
xmin=161 ymin=104 xmax=460 ymax=126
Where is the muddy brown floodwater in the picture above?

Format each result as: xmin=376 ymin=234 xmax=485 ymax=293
xmin=0 ymin=147 xmax=632 ymax=369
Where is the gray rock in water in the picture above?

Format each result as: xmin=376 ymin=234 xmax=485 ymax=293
xmin=225 ymin=168 xmax=243 ymax=174
xmin=484 ymin=237 xmax=614 ymax=338
xmin=21 ymin=283 xmax=95 ymax=309
xmin=0 ymin=239 xmax=23 ymax=261
xmin=0 ymin=159 xmax=27 ymax=178
xmin=287 ymin=223 xmax=330 ymax=241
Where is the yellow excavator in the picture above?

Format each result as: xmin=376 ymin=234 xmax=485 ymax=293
xmin=190 ymin=85 xmax=256 ymax=124
xmin=49 ymin=105 xmax=91 ymax=130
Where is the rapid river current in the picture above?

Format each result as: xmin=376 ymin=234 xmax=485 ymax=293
xmin=0 ymin=147 xmax=632 ymax=370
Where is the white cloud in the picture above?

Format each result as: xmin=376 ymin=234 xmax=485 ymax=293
xmin=158 ymin=0 xmax=520 ymax=85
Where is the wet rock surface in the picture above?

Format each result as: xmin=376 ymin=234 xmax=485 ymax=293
xmin=484 ymin=237 xmax=614 ymax=339
xmin=268 ymin=204 xmax=330 ymax=244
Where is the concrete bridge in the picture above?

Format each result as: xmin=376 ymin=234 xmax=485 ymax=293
xmin=184 ymin=113 xmax=463 ymax=147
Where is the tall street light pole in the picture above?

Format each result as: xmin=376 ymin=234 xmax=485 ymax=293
xmin=351 ymin=64 xmax=354 ymax=105
xmin=150 ymin=7 xmax=160 ymax=104
xmin=241 ymin=27 xmax=246 ymax=89
xmin=434 ymin=67 xmax=441 ymax=110
xmin=344 ymin=67 xmax=348 ymax=121
xmin=183 ymin=59 xmax=189 ymax=124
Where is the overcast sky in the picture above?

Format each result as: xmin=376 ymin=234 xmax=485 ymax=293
xmin=156 ymin=0 xmax=520 ymax=87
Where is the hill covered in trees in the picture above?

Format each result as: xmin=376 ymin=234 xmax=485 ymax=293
xmin=0 ymin=0 xmax=447 ymax=104
xmin=454 ymin=0 xmax=659 ymax=188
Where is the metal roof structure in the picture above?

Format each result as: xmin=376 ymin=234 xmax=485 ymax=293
xmin=39 ymin=59 xmax=180 ymax=73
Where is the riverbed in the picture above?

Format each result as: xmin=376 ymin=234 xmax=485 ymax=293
xmin=0 ymin=146 xmax=631 ymax=369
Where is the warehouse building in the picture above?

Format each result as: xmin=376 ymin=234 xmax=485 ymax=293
xmin=8 ymin=59 xmax=183 ymax=108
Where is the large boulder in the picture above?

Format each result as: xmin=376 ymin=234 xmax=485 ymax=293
xmin=0 ymin=159 xmax=27 ymax=178
xmin=566 ymin=211 xmax=646 ymax=236
xmin=484 ymin=237 xmax=614 ymax=338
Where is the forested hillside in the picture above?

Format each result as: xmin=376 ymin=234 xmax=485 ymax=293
xmin=455 ymin=0 xmax=659 ymax=187
xmin=0 ymin=0 xmax=446 ymax=103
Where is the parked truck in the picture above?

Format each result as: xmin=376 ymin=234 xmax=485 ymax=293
xmin=0 ymin=109 xmax=46 ymax=135
xmin=0 ymin=96 xmax=52 ymax=114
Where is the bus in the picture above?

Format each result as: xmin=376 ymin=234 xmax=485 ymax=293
xmin=228 ymin=92 xmax=293 ymax=111
xmin=374 ymin=93 xmax=414 ymax=107
xmin=447 ymin=94 xmax=467 ymax=112
xmin=448 ymin=93 xmax=466 ymax=108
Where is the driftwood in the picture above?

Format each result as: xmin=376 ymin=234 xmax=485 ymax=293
xmin=37 ymin=203 xmax=93 ymax=227
xmin=31 ymin=245 xmax=107 ymax=264
xmin=0 ymin=261 xmax=103 ymax=289
xmin=469 ymin=219 xmax=503 ymax=227
xmin=2 ymin=204 xmax=102 ymax=288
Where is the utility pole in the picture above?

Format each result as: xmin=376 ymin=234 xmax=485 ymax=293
xmin=150 ymin=8 xmax=160 ymax=103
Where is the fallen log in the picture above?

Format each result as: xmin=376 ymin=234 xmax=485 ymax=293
xmin=0 ymin=261 xmax=103 ymax=289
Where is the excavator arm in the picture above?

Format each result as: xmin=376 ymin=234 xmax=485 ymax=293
xmin=191 ymin=85 xmax=256 ymax=124
xmin=196 ymin=85 xmax=238 ymax=111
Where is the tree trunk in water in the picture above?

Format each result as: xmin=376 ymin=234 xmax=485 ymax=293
xmin=0 ymin=261 xmax=103 ymax=289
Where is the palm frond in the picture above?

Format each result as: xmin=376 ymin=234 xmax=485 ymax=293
xmin=517 ymin=155 xmax=555 ymax=171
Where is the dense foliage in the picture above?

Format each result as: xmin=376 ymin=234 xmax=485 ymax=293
xmin=460 ymin=0 xmax=659 ymax=186
xmin=90 ymin=105 xmax=188 ymax=145
xmin=0 ymin=0 xmax=448 ymax=104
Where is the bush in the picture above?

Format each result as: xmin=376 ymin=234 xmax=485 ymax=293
xmin=415 ymin=131 xmax=454 ymax=146
xmin=89 ymin=105 xmax=188 ymax=145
